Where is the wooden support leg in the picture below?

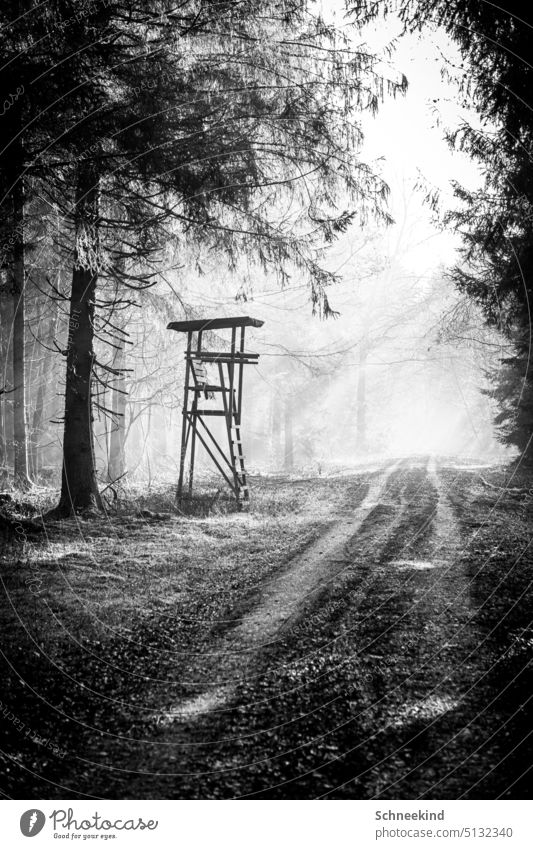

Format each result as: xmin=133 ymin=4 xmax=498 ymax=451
xmin=237 ymin=326 xmax=249 ymax=501
xmin=177 ymin=331 xmax=192 ymax=501
xmin=188 ymin=331 xmax=202 ymax=495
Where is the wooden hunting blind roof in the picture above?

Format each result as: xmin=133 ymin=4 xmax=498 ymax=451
xmin=167 ymin=316 xmax=264 ymax=333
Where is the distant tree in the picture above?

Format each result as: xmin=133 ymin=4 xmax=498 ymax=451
xmin=442 ymin=165 xmax=533 ymax=458
xmin=0 ymin=7 xmax=33 ymax=488
xmin=351 ymin=0 xmax=533 ymax=460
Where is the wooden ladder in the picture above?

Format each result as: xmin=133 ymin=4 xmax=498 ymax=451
xmin=229 ymin=406 xmax=249 ymax=502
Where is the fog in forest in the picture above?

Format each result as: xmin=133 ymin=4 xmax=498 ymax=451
xmin=101 ymin=26 xmax=507 ymax=483
xmin=0 ymin=18 xmax=510 ymax=490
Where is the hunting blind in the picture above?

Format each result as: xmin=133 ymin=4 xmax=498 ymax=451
xmin=167 ymin=316 xmax=264 ymax=505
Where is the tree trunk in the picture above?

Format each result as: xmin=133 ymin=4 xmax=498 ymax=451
xmin=12 ymin=158 xmax=31 ymax=488
xmin=355 ymin=338 xmax=368 ymax=455
xmin=32 ymin=303 xmax=61 ymax=478
xmin=0 ymin=285 xmax=11 ymax=481
xmin=156 ymin=408 xmax=168 ymax=471
xmin=53 ymin=163 xmax=102 ymax=516
xmin=108 ymin=337 xmax=126 ymax=483
xmin=270 ymin=392 xmax=283 ymax=470
xmin=30 ymin=350 xmax=47 ymax=478
xmin=284 ymin=396 xmax=294 ymax=471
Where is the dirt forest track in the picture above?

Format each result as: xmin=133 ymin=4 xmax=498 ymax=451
xmin=1 ymin=457 xmax=533 ymax=799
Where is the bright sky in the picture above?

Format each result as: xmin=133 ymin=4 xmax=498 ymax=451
xmin=360 ymin=21 xmax=483 ymax=271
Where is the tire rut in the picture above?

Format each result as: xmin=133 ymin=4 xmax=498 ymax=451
xmin=322 ymin=459 xmax=497 ymax=799
xmin=157 ymin=462 xmax=402 ymax=724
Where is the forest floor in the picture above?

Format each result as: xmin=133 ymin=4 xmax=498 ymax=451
xmin=1 ymin=457 xmax=532 ymax=799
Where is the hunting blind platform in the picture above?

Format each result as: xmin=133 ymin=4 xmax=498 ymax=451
xmin=167 ymin=316 xmax=264 ymax=506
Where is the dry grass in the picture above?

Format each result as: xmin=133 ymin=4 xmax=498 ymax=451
xmin=1 ymin=474 xmax=361 ymax=651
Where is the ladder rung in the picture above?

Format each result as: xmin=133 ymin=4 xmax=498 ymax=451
xmin=188 ymin=385 xmax=228 ymax=392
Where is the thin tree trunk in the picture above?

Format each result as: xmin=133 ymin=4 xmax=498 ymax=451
xmin=12 ymin=158 xmax=31 ymax=488
xmin=28 ymin=299 xmax=48 ymax=478
xmin=284 ymin=396 xmax=294 ymax=471
xmin=53 ymin=163 xmax=102 ymax=516
xmin=355 ymin=337 xmax=368 ymax=454
xmin=270 ymin=392 xmax=283 ymax=470
xmin=0 ymin=286 xmax=10 ymax=479
xmin=30 ymin=357 xmax=46 ymax=478
xmin=159 ymin=409 xmax=167 ymax=461
xmin=108 ymin=337 xmax=126 ymax=482
xmin=146 ymin=403 xmax=153 ymax=487
xmin=32 ymin=303 xmax=60 ymax=478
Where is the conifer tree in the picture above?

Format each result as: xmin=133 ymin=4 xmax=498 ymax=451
xmin=4 ymin=1 xmax=406 ymax=513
